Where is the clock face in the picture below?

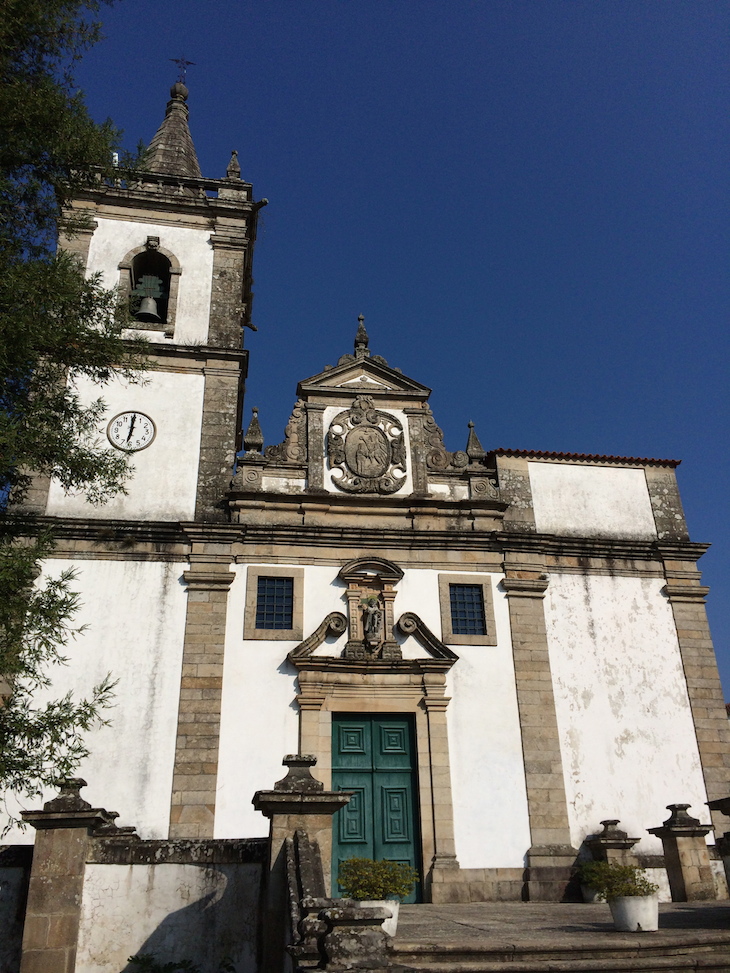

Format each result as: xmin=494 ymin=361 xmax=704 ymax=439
xmin=107 ymin=411 xmax=156 ymax=452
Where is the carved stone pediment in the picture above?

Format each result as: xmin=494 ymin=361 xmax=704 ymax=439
xmin=287 ymin=611 xmax=457 ymax=670
xmin=327 ymin=396 xmax=407 ymax=495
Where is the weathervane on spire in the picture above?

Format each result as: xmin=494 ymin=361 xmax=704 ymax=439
xmin=170 ymin=57 xmax=195 ymax=84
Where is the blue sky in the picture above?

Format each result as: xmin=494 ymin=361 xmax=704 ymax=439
xmin=75 ymin=1 xmax=729 ymax=689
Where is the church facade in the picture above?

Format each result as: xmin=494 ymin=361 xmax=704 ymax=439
xmin=8 ymin=83 xmax=730 ymax=906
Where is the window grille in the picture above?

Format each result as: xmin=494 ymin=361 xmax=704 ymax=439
xmin=449 ymin=583 xmax=486 ymax=636
xmin=256 ymin=576 xmax=294 ymax=630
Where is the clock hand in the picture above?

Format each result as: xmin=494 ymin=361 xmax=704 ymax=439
xmin=125 ymin=414 xmax=137 ymax=443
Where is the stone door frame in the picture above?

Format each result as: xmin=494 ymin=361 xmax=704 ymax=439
xmin=292 ymin=660 xmax=458 ymax=898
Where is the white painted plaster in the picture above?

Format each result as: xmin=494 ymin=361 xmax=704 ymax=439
xmin=439 ymin=573 xmax=532 ymax=868
xmin=427 ymin=481 xmax=469 ymax=501
xmin=76 ymin=863 xmax=260 ymax=973
xmin=529 ymin=463 xmax=657 ymax=539
xmin=46 ymin=370 xmax=204 ymax=520
xmin=341 ymin=375 xmax=393 ymax=388
xmin=0 ymin=559 xmax=187 ymax=842
xmin=544 ymin=573 xmax=708 ymax=853
xmin=216 ymin=564 xmax=304 ymax=839
xmin=322 ymin=405 xmax=413 ymax=495
xmin=86 ymin=217 xmax=214 ymax=343
xmin=261 ymin=473 xmax=308 ymax=494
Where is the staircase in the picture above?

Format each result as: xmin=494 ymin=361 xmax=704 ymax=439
xmin=390 ymin=902 xmax=730 ymax=972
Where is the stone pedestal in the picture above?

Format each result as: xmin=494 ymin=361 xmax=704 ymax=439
xmin=585 ymin=819 xmax=641 ymax=866
xmin=19 ymin=779 xmax=125 ymax=973
xmin=318 ymin=905 xmax=390 ymax=971
xmin=707 ymin=797 xmax=730 ymax=892
xmin=648 ymin=804 xmax=715 ymax=901
xmin=525 ymin=845 xmax=579 ymax=902
xmin=253 ymin=755 xmax=351 ymax=973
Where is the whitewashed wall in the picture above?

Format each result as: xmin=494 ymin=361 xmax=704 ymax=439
xmin=544 ymin=573 xmax=708 ymax=853
xmin=76 ymin=863 xmax=260 ymax=973
xmin=45 ymin=371 xmax=204 ymax=521
xmin=437 ymin=575 xmax=532 ymax=869
xmin=216 ymin=564 xmax=532 ymax=869
xmin=215 ymin=564 xmax=346 ymax=838
xmin=529 ymin=463 xmax=657 ymax=539
xmin=86 ymin=217 xmax=214 ymax=344
xmin=1 ymin=559 xmax=187 ymax=842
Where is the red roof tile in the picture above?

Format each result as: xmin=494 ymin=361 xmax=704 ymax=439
xmin=490 ymin=448 xmax=680 ymax=468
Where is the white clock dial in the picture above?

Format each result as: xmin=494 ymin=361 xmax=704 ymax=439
xmin=107 ymin=411 xmax=156 ymax=452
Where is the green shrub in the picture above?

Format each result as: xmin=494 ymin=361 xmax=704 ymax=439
xmin=576 ymin=860 xmax=659 ymax=900
xmin=338 ymin=857 xmax=418 ymax=900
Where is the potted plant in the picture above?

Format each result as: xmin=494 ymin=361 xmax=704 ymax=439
xmin=337 ymin=858 xmax=418 ymax=937
xmin=576 ymin=860 xmax=659 ymax=932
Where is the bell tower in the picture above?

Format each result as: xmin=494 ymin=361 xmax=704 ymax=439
xmin=41 ymin=81 xmax=266 ymax=522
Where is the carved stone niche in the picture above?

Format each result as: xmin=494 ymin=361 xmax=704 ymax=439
xmin=327 ymin=396 xmax=407 ymax=494
xmin=338 ymin=557 xmax=404 ymax=661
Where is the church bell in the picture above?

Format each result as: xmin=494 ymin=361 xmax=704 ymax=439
xmin=136 ymin=297 xmax=162 ymax=323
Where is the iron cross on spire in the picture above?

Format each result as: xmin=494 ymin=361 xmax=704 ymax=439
xmin=170 ymin=57 xmax=195 ymax=84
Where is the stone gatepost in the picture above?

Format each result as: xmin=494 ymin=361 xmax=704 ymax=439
xmin=707 ymin=797 xmax=730 ymax=890
xmin=253 ymin=755 xmax=351 ymax=973
xmin=19 ymin=779 xmax=124 ymax=973
xmin=585 ymin=819 xmax=641 ymax=865
xmin=648 ymin=804 xmax=715 ymax=901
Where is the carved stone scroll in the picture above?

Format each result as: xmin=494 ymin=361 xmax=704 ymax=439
xmin=265 ymin=399 xmax=307 ymax=464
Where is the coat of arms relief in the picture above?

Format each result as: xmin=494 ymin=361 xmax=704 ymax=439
xmin=326 ymin=395 xmax=407 ymax=494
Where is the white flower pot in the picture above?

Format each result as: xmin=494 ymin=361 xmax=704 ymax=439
xmin=358 ymin=899 xmax=400 ymax=937
xmin=608 ymin=895 xmax=659 ymax=932
xmin=581 ymin=884 xmax=602 ymax=904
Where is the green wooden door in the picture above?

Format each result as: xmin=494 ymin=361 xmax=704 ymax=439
xmin=332 ymin=714 xmax=421 ymax=902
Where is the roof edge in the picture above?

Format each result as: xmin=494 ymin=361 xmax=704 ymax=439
xmin=489 ymin=448 xmax=681 ymax=468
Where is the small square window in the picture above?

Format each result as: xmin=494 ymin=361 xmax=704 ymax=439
xmin=438 ymin=573 xmax=497 ymax=646
xmin=256 ymin=576 xmax=294 ymax=630
xmin=244 ymin=566 xmax=304 ymax=640
xmin=449 ymin=584 xmax=486 ymax=636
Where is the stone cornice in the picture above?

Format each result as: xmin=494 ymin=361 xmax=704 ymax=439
xmin=27 ymin=514 xmax=712 ymax=571
xmin=182 ymin=568 xmax=235 ymax=590
xmin=502 ymin=577 xmax=550 ymax=598
xmin=289 ymin=656 xmax=455 ymax=676
xmin=663 ymin=583 xmax=711 ymax=604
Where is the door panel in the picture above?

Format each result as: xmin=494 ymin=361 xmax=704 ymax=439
xmin=332 ymin=714 xmax=421 ymax=902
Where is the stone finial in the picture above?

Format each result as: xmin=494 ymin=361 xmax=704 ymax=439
xmin=465 ymin=420 xmax=487 ymax=462
xmin=585 ymin=818 xmax=640 ymax=861
xmin=243 ymin=407 xmax=264 ymax=453
xmin=354 ymin=314 xmax=370 ymax=359
xmin=170 ymin=81 xmax=189 ymax=101
xmin=226 ymin=149 xmax=241 ymax=180
xmin=43 ymin=778 xmax=92 ymax=813
xmin=657 ymin=804 xmax=712 ymax=833
xmin=274 ymin=755 xmax=324 ymax=793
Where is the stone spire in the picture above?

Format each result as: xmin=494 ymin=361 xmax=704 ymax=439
xmin=243 ymin=407 xmax=264 ymax=453
xmin=354 ymin=314 xmax=370 ymax=359
xmin=465 ymin=420 xmax=486 ymax=462
xmin=146 ymin=82 xmax=202 ymax=179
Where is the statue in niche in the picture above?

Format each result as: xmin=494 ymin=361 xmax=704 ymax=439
xmin=362 ymin=597 xmax=384 ymax=651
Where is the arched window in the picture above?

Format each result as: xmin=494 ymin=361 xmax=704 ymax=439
xmin=118 ymin=237 xmax=182 ymax=337
xmin=130 ymin=247 xmax=171 ymax=323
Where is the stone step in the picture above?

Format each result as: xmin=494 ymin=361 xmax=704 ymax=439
xmin=391 ymin=958 xmax=730 ymax=973
xmin=391 ymin=934 xmax=730 ymax=972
